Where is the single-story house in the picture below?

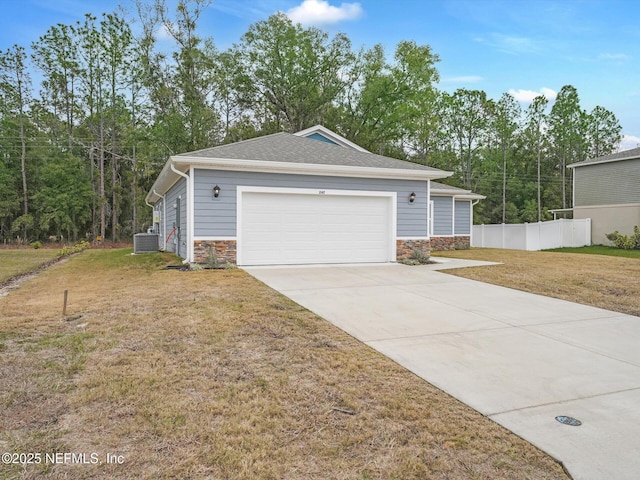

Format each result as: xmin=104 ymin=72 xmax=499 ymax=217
xmin=145 ymin=126 xmax=484 ymax=266
xmin=429 ymin=182 xmax=485 ymax=249
xmin=568 ymin=147 xmax=640 ymax=244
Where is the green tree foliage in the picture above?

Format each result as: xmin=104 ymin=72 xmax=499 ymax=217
xmin=0 ymin=2 xmax=627 ymax=243
xmin=33 ymin=154 xmax=93 ymax=241
xmin=235 ymin=12 xmax=353 ymax=133
xmin=0 ymin=45 xmax=32 ymax=240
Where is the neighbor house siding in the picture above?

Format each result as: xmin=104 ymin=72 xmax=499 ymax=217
xmin=162 ymin=177 xmax=187 ymax=256
xmin=454 ymin=200 xmax=471 ymax=235
xmin=193 ymin=169 xmax=428 ymax=238
xmin=432 ymin=196 xmax=453 ymax=235
xmin=574 ymin=158 xmax=640 ymax=206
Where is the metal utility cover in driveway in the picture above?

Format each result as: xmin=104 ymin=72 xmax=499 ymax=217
xmin=245 ymin=262 xmax=640 ymax=480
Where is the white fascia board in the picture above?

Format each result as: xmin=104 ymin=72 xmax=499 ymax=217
xmin=454 ymin=193 xmax=486 ymax=200
xmin=174 ymin=156 xmax=451 ymax=181
xmin=145 ymin=158 xmax=189 ymax=203
xmin=568 ymin=154 xmax=640 ymax=169
xmin=431 ymin=190 xmax=485 ymax=200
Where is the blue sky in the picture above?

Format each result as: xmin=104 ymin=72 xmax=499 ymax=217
xmin=1 ymin=0 xmax=639 ymax=150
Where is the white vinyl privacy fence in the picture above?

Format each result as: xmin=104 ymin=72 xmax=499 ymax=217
xmin=472 ymin=218 xmax=591 ymax=251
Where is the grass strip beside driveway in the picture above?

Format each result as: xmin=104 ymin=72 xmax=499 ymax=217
xmin=435 ymin=248 xmax=640 ymax=317
xmin=0 ymin=249 xmax=569 ymax=479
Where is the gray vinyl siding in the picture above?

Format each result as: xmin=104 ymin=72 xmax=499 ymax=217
xmin=432 ymin=196 xmax=453 ymax=235
xmin=454 ymin=200 xmax=471 ymax=235
xmin=161 ymin=177 xmax=187 ymax=257
xmin=193 ymin=169 xmax=428 ymax=237
xmin=574 ymin=158 xmax=640 ymax=206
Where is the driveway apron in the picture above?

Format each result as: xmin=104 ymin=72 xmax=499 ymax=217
xmin=244 ymin=260 xmax=640 ymax=480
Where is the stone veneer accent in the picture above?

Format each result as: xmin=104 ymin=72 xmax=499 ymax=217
xmin=193 ymin=237 xmax=469 ymax=264
xmin=430 ymin=236 xmax=471 ymax=251
xmin=396 ymin=239 xmax=431 ymax=261
xmin=193 ymin=240 xmax=237 ymax=264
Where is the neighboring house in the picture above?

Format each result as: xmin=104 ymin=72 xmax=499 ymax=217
xmin=145 ymin=126 xmax=483 ymax=266
xmin=568 ymin=147 xmax=640 ymax=244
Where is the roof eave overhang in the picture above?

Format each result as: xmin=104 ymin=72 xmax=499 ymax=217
xmin=146 ymin=156 xmax=452 ymax=203
xmin=568 ymin=154 xmax=640 ymax=169
xmin=145 ymin=159 xmax=183 ymax=204
xmin=430 ymin=187 xmax=485 ymax=200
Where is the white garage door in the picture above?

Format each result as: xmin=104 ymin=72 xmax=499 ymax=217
xmin=238 ymin=189 xmax=394 ymax=266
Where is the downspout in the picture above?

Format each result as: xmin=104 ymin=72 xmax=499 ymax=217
xmin=144 ymin=198 xmax=153 ymax=227
xmin=153 ymin=189 xmax=167 ymax=250
xmin=471 ymin=199 xmax=481 ymax=247
xmin=426 ymin=180 xmax=431 ymax=239
xmin=170 ymin=162 xmax=191 ymax=264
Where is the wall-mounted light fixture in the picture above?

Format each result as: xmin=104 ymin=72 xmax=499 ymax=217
xmin=409 ymin=192 xmax=416 ymax=203
xmin=213 ymin=185 xmax=221 ymax=198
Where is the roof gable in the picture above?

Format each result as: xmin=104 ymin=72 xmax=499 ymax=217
xmin=293 ymin=125 xmax=370 ymax=152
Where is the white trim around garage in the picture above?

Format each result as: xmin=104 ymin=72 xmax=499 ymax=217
xmin=193 ymin=236 xmax=238 ymax=241
xmin=236 ymin=186 xmax=397 ymax=266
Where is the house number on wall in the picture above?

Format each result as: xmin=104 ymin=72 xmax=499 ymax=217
xmin=318 ymin=190 xmax=326 ymax=195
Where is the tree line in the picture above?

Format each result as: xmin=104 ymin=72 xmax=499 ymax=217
xmin=0 ymin=0 xmax=622 ymax=244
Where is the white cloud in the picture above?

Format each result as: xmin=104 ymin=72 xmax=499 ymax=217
xmin=508 ymin=87 xmax=557 ymax=103
xmin=155 ymin=24 xmax=174 ymax=41
xmin=286 ymin=0 xmax=364 ymax=25
xmin=620 ymin=134 xmax=640 ymax=151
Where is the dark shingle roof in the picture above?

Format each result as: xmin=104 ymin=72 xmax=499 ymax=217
xmin=431 ymin=181 xmax=470 ymax=193
xmin=177 ymin=132 xmax=443 ymax=173
xmin=568 ymin=147 xmax=640 ymax=168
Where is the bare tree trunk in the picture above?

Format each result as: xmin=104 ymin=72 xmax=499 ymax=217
xmin=112 ymin=156 xmax=117 ymax=242
xmin=19 ymin=110 xmax=28 ymax=240
xmin=99 ymin=85 xmax=106 ymax=246
xmin=132 ymin=145 xmax=138 ymax=234
xmin=561 ymin=153 xmax=566 ymax=209
xmin=537 ymin=137 xmax=542 ymax=222
xmin=501 ymin=146 xmax=506 ymax=223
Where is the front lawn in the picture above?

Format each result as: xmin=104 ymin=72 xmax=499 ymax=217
xmin=0 ymin=248 xmax=61 ymax=283
xmin=435 ymin=248 xmax=640 ymax=317
xmin=0 ymin=249 xmax=569 ymax=479
xmin=545 ymin=245 xmax=640 ymax=258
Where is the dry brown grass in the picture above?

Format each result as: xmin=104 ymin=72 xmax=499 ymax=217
xmin=0 ymin=249 xmax=569 ymax=479
xmin=435 ymin=248 xmax=640 ymax=317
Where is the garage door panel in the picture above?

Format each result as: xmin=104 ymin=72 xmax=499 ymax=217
xmin=240 ymin=191 xmax=393 ymax=266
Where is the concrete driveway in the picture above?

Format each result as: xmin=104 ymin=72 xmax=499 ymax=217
xmin=245 ymin=260 xmax=640 ymax=480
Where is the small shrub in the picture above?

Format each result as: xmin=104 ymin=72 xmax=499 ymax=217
xmin=606 ymin=226 xmax=640 ymax=250
xmin=57 ymin=240 xmax=90 ymax=258
xmin=30 ymin=241 xmax=42 ymax=249
xmin=205 ymin=248 xmax=223 ymax=269
xmin=204 ymin=245 xmax=237 ymax=269
xmin=401 ymin=249 xmax=433 ymax=266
